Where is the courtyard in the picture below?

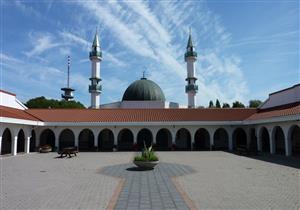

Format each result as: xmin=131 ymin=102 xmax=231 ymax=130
xmin=1 ymin=152 xmax=299 ymax=210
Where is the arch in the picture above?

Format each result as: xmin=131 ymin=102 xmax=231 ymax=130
xmin=289 ymin=125 xmax=300 ymax=156
xmin=249 ymin=128 xmax=257 ymax=152
xmin=98 ymin=129 xmax=114 ymax=151
xmin=272 ymin=126 xmax=285 ymax=155
xmin=213 ymin=128 xmax=229 ymax=150
xmin=175 ymin=128 xmax=191 ymax=151
xmin=259 ymin=127 xmax=270 ymax=153
xmin=156 ymin=128 xmax=172 ymax=151
xmin=59 ymin=129 xmax=75 ymax=150
xmin=232 ymin=128 xmax=247 ymax=150
xmin=117 ymin=129 xmax=134 ymax=151
xmin=78 ymin=129 xmax=94 ymax=151
xmin=30 ymin=130 xmax=36 ymax=152
xmin=17 ymin=129 xmax=25 ymax=153
xmin=137 ymin=128 xmax=153 ymax=150
xmin=40 ymin=129 xmax=55 ymax=149
xmin=1 ymin=128 xmax=12 ymax=155
xmin=194 ymin=128 xmax=210 ymax=150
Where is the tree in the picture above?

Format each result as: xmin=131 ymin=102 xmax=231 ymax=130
xmin=232 ymin=101 xmax=245 ymax=108
xmin=249 ymin=100 xmax=262 ymax=108
xmin=215 ymin=99 xmax=221 ymax=108
xmin=222 ymin=103 xmax=230 ymax=108
xmin=25 ymin=96 xmax=85 ymax=109
xmin=208 ymin=100 xmax=214 ymax=108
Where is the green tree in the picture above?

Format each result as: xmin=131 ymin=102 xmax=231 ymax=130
xmin=249 ymin=100 xmax=262 ymax=108
xmin=222 ymin=103 xmax=230 ymax=108
xmin=232 ymin=101 xmax=245 ymax=108
xmin=215 ymin=99 xmax=221 ymax=108
xmin=25 ymin=97 xmax=85 ymax=109
xmin=208 ymin=100 xmax=214 ymax=108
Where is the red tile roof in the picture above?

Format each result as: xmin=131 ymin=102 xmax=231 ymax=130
xmin=25 ymin=108 xmax=257 ymax=122
xmin=247 ymin=103 xmax=300 ymax=121
xmin=0 ymin=106 xmax=40 ymax=121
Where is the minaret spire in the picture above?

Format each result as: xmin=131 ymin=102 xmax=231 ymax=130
xmin=184 ymin=28 xmax=198 ymax=108
xmin=89 ymin=29 xmax=102 ymax=109
xmin=61 ymin=56 xmax=75 ymax=101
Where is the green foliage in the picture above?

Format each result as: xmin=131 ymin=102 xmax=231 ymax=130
xmin=25 ymin=96 xmax=85 ymax=109
xmin=209 ymin=100 xmax=214 ymax=108
xmin=232 ymin=101 xmax=245 ymax=108
xmin=249 ymin=100 xmax=262 ymax=108
xmin=222 ymin=103 xmax=230 ymax=108
xmin=134 ymin=143 xmax=159 ymax=161
xmin=215 ymin=99 xmax=221 ymax=108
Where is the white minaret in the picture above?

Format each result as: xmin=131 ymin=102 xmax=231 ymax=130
xmin=89 ymin=30 xmax=102 ymax=109
xmin=184 ymin=29 xmax=198 ymax=108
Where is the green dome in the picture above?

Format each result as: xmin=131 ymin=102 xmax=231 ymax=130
xmin=122 ymin=78 xmax=166 ymax=101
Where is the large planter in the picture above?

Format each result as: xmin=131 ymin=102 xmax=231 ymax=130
xmin=39 ymin=146 xmax=52 ymax=153
xmin=133 ymin=160 xmax=159 ymax=169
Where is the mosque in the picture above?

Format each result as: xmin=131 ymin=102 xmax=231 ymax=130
xmin=0 ymin=31 xmax=299 ymax=157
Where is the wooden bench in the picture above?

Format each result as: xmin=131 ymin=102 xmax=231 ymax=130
xmin=59 ymin=147 xmax=78 ymax=158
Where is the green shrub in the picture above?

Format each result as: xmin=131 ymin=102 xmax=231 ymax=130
xmin=134 ymin=142 xmax=159 ymax=162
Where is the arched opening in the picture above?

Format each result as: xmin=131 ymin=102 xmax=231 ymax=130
xmin=289 ymin=125 xmax=300 ymax=156
xmin=40 ymin=129 xmax=55 ymax=149
xmin=117 ymin=129 xmax=133 ymax=151
xmin=273 ymin=126 xmax=285 ymax=155
xmin=175 ymin=128 xmax=191 ymax=151
xmin=156 ymin=128 xmax=172 ymax=151
xmin=59 ymin=129 xmax=75 ymax=150
xmin=98 ymin=129 xmax=114 ymax=151
xmin=249 ymin=128 xmax=257 ymax=152
xmin=137 ymin=129 xmax=153 ymax=150
xmin=260 ymin=127 xmax=270 ymax=153
xmin=232 ymin=128 xmax=247 ymax=150
xmin=78 ymin=129 xmax=94 ymax=151
xmin=194 ymin=128 xmax=210 ymax=150
xmin=30 ymin=130 xmax=36 ymax=152
xmin=1 ymin=128 xmax=12 ymax=155
xmin=213 ymin=128 xmax=229 ymax=150
xmin=17 ymin=129 xmax=25 ymax=153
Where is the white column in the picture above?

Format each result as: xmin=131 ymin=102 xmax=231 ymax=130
xmin=25 ymin=136 xmax=30 ymax=154
xmin=270 ymin=129 xmax=275 ymax=154
xmin=12 ymin=135 xmax=17 ymax=156
xmin=228 ymin=128 xmax=233 ymax=151
xmin=55 ymin=135 xmax=59 ymax=150
xmin=75 ymin=135 xmax=79 ymax=147
xmin=246 ymin=128 xmax=251 ymax=149
xmin=208 ymin=129 xmax=214 ymax=151
xmin=257 ymin=136 xmax=262 ymax=152
xmin=191 ymin=131 xmax=195 ymax=150
xmin=133 ymin=132 xmax=138 ymax=144
xmin=284 ymin=130 xmax=291 ymax=156
xmin=0 ymin=136 xmax=2 ymax=155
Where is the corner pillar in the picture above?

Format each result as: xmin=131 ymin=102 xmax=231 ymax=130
xmin=12 ymin=135 xmax=18 ymax=156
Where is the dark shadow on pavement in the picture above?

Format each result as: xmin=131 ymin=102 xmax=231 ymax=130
xmin=126 ymin=167 xmax=153 ymax=171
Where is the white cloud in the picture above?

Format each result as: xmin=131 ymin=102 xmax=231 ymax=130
xmin=24 ymin=32 xmax=61 ymax=57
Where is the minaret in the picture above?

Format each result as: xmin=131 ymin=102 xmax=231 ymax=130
xmin=89 ymin=30 xmax=102 ymax=109
xmin=184 ymin=29 xmax=198 ymax=108
xmin=61 ymin=56 xmax=75 ymax=101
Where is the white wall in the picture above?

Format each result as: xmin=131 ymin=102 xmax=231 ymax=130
xmin=0 ymin=90 xmax=27 ymax=110
xmin=260 ymin=84 xmax=300 ymax=109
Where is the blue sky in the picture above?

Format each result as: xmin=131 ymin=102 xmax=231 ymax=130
xmin=1 ymin=0 xmax=299 ymax=107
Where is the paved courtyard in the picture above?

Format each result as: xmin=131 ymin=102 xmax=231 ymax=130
xmin=1 ymin=151 xmax=299 ymax=210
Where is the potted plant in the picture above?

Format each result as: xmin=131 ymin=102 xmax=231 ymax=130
xmin=133 ymin=143 xmax=159 ymax=169
xmin=39 ymin=145 xmax=52 ymax=153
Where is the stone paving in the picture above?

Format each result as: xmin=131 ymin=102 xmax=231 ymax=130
xmin=101 ymin=162 xmax=195 ymax=210
xmin=1 ymin=151 xmax=299 ymax=210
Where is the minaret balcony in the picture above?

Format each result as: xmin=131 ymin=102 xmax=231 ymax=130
xmin=184 ymin=51 xmax=197 ymax=58
xmin=89 ymin=51 xmax=102 ymax=58
xmin=185 ymin=84 xmax=198 ymax=92
xmin=89 ymin=84 xmax=102 ymax=93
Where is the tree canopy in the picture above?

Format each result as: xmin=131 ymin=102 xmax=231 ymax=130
xmin=222 ymin=103 xmax=230 ymax=108
xmin=208 ymin=100 xmax=214 ymax=108
xmin=215 ymin=99 xmax=221 ymax=108
xmin=249 ymin=100 xmax=262 ymax=108
xmin=25 ymin=96 xmax=85 ymax=109
xmin=232 ymin=101 xmax=245 ymax=108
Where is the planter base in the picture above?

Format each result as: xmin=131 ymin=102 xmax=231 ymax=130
xmin=133 ymin=160 xmax=159 ymax=169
